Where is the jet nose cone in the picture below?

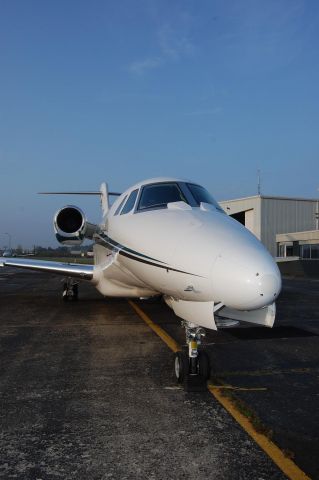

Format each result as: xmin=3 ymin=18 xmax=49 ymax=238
xmin=257 ymin=273 xmax=281 ymax=302
xmin=211 ymin=253 xmax=282 ymax=311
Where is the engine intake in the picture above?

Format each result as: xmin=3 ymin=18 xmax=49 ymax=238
xmin=54 ymin=205 xmax=98 ymax=245
xmin=56 ymin=207 xmax=83 ymax=234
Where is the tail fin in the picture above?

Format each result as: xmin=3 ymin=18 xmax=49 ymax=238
xmin=99 ymin=182 xmax=110 ymax=225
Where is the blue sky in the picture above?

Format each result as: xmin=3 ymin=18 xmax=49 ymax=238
xmin=1 ymin=0 xmax=319 ymax=247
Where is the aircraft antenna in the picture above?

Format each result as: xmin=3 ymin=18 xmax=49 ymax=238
xmin=257 ymin=169 xmax=261 ymax=196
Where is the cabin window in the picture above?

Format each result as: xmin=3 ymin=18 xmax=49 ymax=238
xmin=186 ymin=183 xmax=223 ymax=212
xmin=138 ymin=183 xmax=187 ymax=211
xmin=121 ymin=189 xmax=139 ymax=215
xmin=114 ymin=195 xmax=127 ymax=215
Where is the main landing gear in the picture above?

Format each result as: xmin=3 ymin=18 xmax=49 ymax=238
xmin=62 ymin=278 xmax=78 ymax=302
xmin=174 ymin=322 xmax=210 ymax=392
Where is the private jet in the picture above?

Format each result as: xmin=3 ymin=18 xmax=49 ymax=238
xmin=1 ymin=178 xmax=281 ymax=384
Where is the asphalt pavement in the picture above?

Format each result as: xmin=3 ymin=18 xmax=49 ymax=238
xmin=1 ymin=268 xmax=318 ymax=479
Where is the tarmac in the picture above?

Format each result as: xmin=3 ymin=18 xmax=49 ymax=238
xmin=0 ymin=268 xmax=318 ymax=479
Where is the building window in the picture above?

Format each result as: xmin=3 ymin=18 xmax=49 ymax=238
xmin=286 ymin=245 xmax=294 ymax=257
xmin=311 ymin=244 xmax=319 ymax=258
xmin=278 ymin=244 xmax=285 ymax=257
xmin=301 ymin=245 xmax=311 ymax=259
xmin=277 ymin=242 xmax=295 ymax=257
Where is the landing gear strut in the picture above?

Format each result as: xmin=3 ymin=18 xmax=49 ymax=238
xmin=174 ymin=322 xmax=210 ymax=391
xmin=62 ymin=278 xmax=78 ymax=302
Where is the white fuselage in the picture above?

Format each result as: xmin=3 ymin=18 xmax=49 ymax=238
xmin=92 ymin=178 xmax=281 ymax=318
xmin=0 ymin=176 xmax=282 ymax=331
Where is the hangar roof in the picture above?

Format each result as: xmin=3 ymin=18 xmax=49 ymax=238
xmin=219 ymin=195 xmax=318 ymax=203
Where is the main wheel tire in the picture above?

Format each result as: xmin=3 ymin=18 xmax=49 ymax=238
xmin=174 ymin=351 xmax=189 ymax=383
xmin=198 ymin=351 xmax=210 ymax=380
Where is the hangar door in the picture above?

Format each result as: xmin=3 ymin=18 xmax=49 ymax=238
xmin=231 ymin=209 xmax=254 ymax=234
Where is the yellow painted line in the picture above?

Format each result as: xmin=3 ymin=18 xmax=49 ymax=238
xmin=128 ymin=300 xmax=181 ymax=353
xmin=129 ymin=301 xmax=311 ymax=480
xmin=209 ymin=385 xmax=267 ymax=391
xmin=208 ymin=385 xmax=311 ymax=480
xmin=218 ymin=367 xmax=314 ymax=377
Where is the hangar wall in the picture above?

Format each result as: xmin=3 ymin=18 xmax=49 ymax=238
xmin=219 ymin=195 xmax=318 ymax=257
xmin=261 ymin=197 xmax=317 ymax=256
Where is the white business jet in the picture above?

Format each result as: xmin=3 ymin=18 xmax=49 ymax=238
xmin=1 ymin=178 xmax=281 ymax=382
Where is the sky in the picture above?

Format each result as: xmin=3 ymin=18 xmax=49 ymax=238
xmin=0 ymin=0 xmax=319 ymax=248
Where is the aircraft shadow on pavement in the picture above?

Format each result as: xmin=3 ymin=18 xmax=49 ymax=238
xmin=225 ymin=326 xmax=317 ymax=341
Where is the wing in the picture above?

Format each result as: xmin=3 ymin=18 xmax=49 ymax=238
xmin=0 ymin=257 xmax=94 ymax=280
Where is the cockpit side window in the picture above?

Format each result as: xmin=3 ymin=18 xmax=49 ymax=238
xmin=186 ymin=183 xmax=224 ymax=212
xmin=120 ymin=189 xmax=138 ymax=215
xmin=137 ymin=183 xmax=187 ymax=211
xmin=114 ymin=195 xmax=127 ymax=216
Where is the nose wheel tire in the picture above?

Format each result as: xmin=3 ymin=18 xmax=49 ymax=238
xmin=176 ymin=322 xmax=210 ymax=391
xmin=174 ymin=351 xmax=189 ymax=383
xmin=174 ymin=350 xmax=210 ymax=384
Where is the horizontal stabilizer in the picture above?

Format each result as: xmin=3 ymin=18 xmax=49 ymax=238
xmin=38 ymin=183 xmax=121 ymax=223
xmin=38 ymin=191 xmax=121 ymax=196
xmin=0 ymin=257 xmax=94 ymax=280
xmin=216 ymin=303 xmax=276 ymax=328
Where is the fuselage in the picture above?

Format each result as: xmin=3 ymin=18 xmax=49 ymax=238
xmin=92 ymin=177 xmax=281 ymax=312
xmin=0 ymin=176 xmax=282 ymax=332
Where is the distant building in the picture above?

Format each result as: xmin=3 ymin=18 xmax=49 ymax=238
xmin=219 ymin=195 xmax=319 ymax=257
xmin=276 ymin=230 xmax=319 ymax=259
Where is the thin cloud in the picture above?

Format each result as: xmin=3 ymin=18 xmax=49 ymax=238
xmin=128 ymin=10 xmax=195 ymax=75
xmin=128 ymin=57 xmax=163 ymax=75
xmin=158 ymin=23 xmax=195 ymax=60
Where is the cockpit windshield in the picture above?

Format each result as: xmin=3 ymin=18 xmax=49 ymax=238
xmin=133 ymin=181 xmax=224 ymax=213
xmin=138 ymin=183 xmax=187 ymax=211
xmin=186 ymin=183 xmax=224 ymax=212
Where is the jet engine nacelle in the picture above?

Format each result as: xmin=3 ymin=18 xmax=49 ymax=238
xmin=54 ymin=205 xmax=98 ymax=245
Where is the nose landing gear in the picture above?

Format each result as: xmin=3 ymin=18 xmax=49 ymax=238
xmin=62 ymin=278 xmax=79 ymax=302
xmin=174 ymin=322 xmax=210 ymax=391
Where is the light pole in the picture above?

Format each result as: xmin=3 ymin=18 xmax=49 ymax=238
xmin=1 ymin=232 xmax=12 ymax=250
